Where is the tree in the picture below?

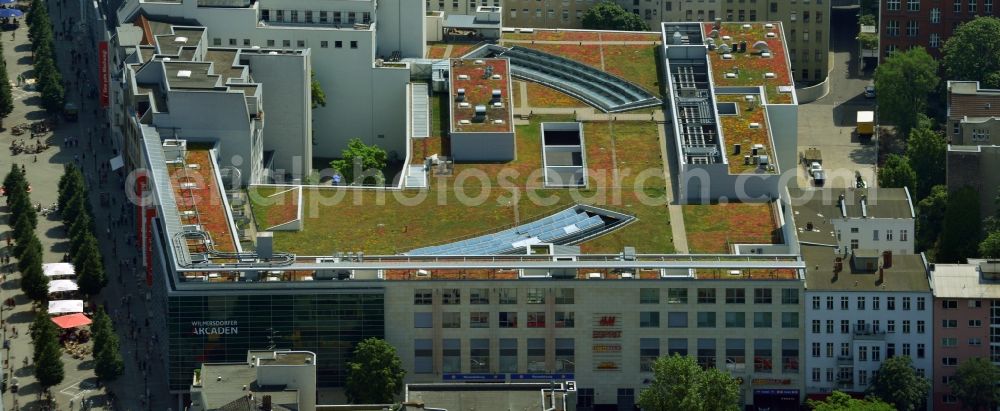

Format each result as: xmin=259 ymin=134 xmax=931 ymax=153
xmin=943 ymin=17 xmax=1000 ymax=88
xmin=859 ymin=14 xmax=877 ymax=26
xmin=31 ymin=311 xmax=57 ymax=362
xmin=807 ymin=391 xmax=895 ymax=411
xmin=915 ymin=186 xmax=948 ymax=254
xmin=75 ymin=244 xmax=106 ymax=296
xmin=344 ymin=338 xmax=405 ymax=404
xmin=938 ymin=186 xmax=982 ymax=263
xmin=582 ymin=2 xmax=649 ymax=31
xmin=874 ymin=47 xmax=939 ymax=134
xmin=62 ymin=189 xmax=87 ymax=227
xmin=949 ymin=357 xmax=1000 ymax=411
xmin=905 ymin=119 xmax=946 ymax=200
xmin=16 ymin=236 xmax=42 ymax=274
xmin=878 ymin=154 xmax=916 ymax=190
xmin=866 ymin=356 xmax=929 ymax=411
xmin=12 ymin=215 xmax=34 ymax=250
xmin=329 ymin=138 xmax=388 ymax=185
xmin=20 ymin=260 xmax=49 ymax=302
xmin=0 ymin=45 xmax=13 ymax=119
xmin=311 ymin=71 xmax=326 ymax=109
xmin=92 ymin=309 xmax=123 ymax=382
xmin=637 ymin=354 xmax=740 ymax=411
xmin=981 ymin=231 xmax=1000 ymax=258
xmin=34 ymin=334 xmax=65 ymax=390
xmin=58 ymin=164 xmax=84 ymax=213
xmin=40 ymin=76 xmax=64 ymax=113
xmin=3 ymin=163 xmax=24 ymax=196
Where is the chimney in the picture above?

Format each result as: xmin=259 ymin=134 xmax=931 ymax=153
xmin=860 ymin=195 xmax=868 ymax=218
xmin=838 ymin=194 xmax=847 ymax=217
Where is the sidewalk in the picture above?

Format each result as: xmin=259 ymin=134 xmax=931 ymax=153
xmin=0 ymin=0 xmax=172 ymax=409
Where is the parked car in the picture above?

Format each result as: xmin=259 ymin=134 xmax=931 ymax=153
xmin=864 ymin=85 xmax=876 ymax=98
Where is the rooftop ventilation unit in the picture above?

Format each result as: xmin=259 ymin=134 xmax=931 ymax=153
xmin=492 ymin=89 xmax=502 ymax=98
xmin=493 ymin=102 xmax=503 ymax=108
xmin=493 ymin=119 xmax=504 ymax=124
xmin=415 ymin=269 xmax=431 ymax=277
xmin=458 ymin=102 xmax=471 ymax=108
xmin=764 ymin=23 xmax=774 ymax=29
xmin=457 ymin=74 xmax=470 ymax=80
xmin=749 ymin=122 xmax=761 ymax=129
xmin=766 ymin=32 xmax=777 ymax=38
xmin=761 ymin=52 xmax=772 ymax=58
xmin=177 ymin=70 xmax=192 ymax=78
xmin=175 ymin=36 xmax=188 ymax=43
xmin=722 ymin=53 xmax=733 ymax=60
xmin=765 ymin=72 xmax=776 ymax=78
xmin=474 ymin=105 xmax=487 ymax=115
xmin=491 ymin=74 xmax=502 ymax=80
xmin=180 ymin=182 xmax=198 ymax=189
xmin=268 ymin=51 xmax=278 ymax=55
xmin=474 ymin=59 xmax=485 ymax=65
xmin=459 ymin=119 xmax=471 ymax=125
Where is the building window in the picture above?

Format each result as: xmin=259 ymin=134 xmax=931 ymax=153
xmin=903 ymin=297 xmax=911 ymax=310
xmin=555 ymin=311 xmax=574 ymax=328
xmin=942 ymin=357 xmax=958 ymax=366
xmin=668 ymin=338 xmax=687 ymax=357
xmin=970 ymin=0 xmax=977 ymax=12
xmin=527 ymin=338 xmax=545 ymax=372
xmin=859 ymin=346 xmax=868 ymax=361
xmin=888 ymin=320 xmax=896 ymax=332
xmin=668 ymin=312 xmax=688 ymax=328
xmin=887 ymin=0 xmax=900 ymax=10
xmin=466 ymin=288 xmax=488 ymax=304
xmin=442 ymin=312 xmax=460 ymax=328
xmin=640 ymin=311 xmax=660 ymax=328
xmin=725 ymin=312 xmax=746 ymax=328
xmin=781 ymin=289 xmax=799 ymax=304
xmin=213 ymin=38 xmax=222 ymax=46
xmin=441 ymin=289 xmax=460 ymax=304
xmin=841 ymin=320 xmax=850 ymax=334
xmin=414 ymin=289 xmax=432 ymax=305
xmin=320 ymin=41 xmax=328 ymax=48
xmin=726 ymin=339 xmax=746 ymax=370
xmin=499 ymin=338 xmax=517 ymax=372
xmin=782 ymin=339 xmax=799 ymax=373
xmin=499 ymin=312 xmax=517 ymax=328
xmin=228 ymin=38 xmax=237 ymax=46
xmin=334 ymin=40 xmax=342 ymax=48
xmin=414 ymin=312 xmax=432 ymax=328
xmin=888 ymin=297 xmax=896 ymax=310
xmin=640 ymin=288 xmax=660 ymax=304
xmin=527 ymin=312 xmax=545 ymax=328
xmin=826 ymin=296 xmax=834 ymax=310
xmin=276 ymin=9 xmax=284 ymax=21
xmin=904 ymin=320 xmax=912 ymax=332
xmin=930 ymin=7 xmax=941 ymax=23
xmin=859 ymin=369 xmax=869 ymax=386
xmin=261 ymin=9 xmax=270 ymax=21
xmin=873 ymin=230 xmax=880 ymax=241
xmin=970 ymin=319 xmax=983 ymax=327
xmin=954 ymin=0 xmax=961 ymax=12
xmin=333 ymin=11 xmax=342 ymax=23
xmin=987 ymin=0 xmax=994 ymax=13
xmin=826 ymin=320 xmax=834 ymax=333
xmin=697 ymin=312 xmax=716 ymax=328
xmin=908 ymin=0 xmax=919 ymax=10
xmin=811 ymin=320 xmax=821 ymax=333
xmin=917 ymin=297 xmax=926 ymax=310
xmin=942 ymin=337 xmax=958 ymax=347
xmin=297 ymin=40 xmax=306 ymax=48
xmin=969 ymin=300 xmax=983 ymax=308
xmin=577 ymin=389 xmax=594 ymax=409
xmin=725 ymin=288 xmax=746 ymax=304
xmin=499 ymin=289 xmax=516 ymax=304
xmin=527 ymin=288 xmax=545 ymax=304
xmin=468 ymin=338 xmax=490 ymax=372
xmin=442 ymin=339 xmax=460 ymax=373
xmin=414 ymin=339 xmax=432 ymax=373
xmin=811 ymin=342 xmax=821 ymax=358
xmin=754 ymin=312 xmax=773 ymax=328
xmin=319 ymin=11 xmax=328 ymax=23
xmin=640 ymin=338 xmax=660 ymax=372
xmin=555 ymin=288 xmax=574 ymax=304
xmin=470 ymin=312 xmax=489 ymax=328
xmin=555 ymin=338 xmax=574 ymax=372
xmin=754 ymin=339 xmax=772 ymax=372
xmin=698 ymin=339 xmax=717 ymax=369
xmin=350 ymin=41 xmax=358 ymax=49
xmin=887 ymin=20 xmax=900 ymax=36
xmin=781 ymin=312 xmax=799 ymax=328
xmin=969 ymin=337 xmax=983 ymax=346
xmin=289 ymin=10 xmax=298 ymax=22
xmin=851 ymin=239 xmax=859 ymax=249
xmin=972 ymin=129 xmax=991 ymax=142
xmin=698 ymin=288 xmax=716 ymax=304
xmin=753 ymin=288 xmax=773 ymax=304
xmin=917 ymin=343 xmax=926 ymax=358
xmin=668 ymin=288 xmax=688 ymax=304
xmin=266 ymin=39 xmax=275 ymax=47
xmin=907 ymin=20 xmax=919 ymax=37
xmin=858 ymin=296 xmax=866 ymax=310
xmin=840 ymin=296 xmax=849 ymax=310
xmin=873 ymin=297 xmax=880 ymax=310
xmin=282 ymin=40 xmax=291 ymax=47
xmin=811 ymin=296 xmax=820 ymax=310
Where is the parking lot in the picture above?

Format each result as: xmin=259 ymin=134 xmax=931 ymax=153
xmin=796 ymin=9 xmax=878 ymax=189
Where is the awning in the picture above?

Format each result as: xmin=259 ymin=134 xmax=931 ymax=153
xmin=51 ymin=313 xmax=91 ymax=329
xmin=42 ymin=263 xmax=75 ymax=277
xmin=48 ymin=300 xmax=83 ymax=314
xmin=48 ymin=279 xmax=78 ymax=293
xmin=110 ymin=155 xmax=124 ymax=171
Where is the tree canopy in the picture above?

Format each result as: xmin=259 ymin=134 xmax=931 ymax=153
xmin=874 ymin=47 xmax=939 ymax=135
xmin=582 ymin=2 xmax=649 ymax=31
xmin=943 ymin=17 xmax=1000 ymax=88
xmin=329 ymin=138 xmax=388 ymax=185
xmin=949 ymin=357 xmax=1000 ymax=411
xmin=637 ymin=354 xmax=740 ymax=411
xmin=311 ymin=71 xmax=326 ymax=109
xmin=905 ymin=117 xmax=946 ymax=200
xmin=344 ymin=338 xmax=406 ymax=404
xmin=807 ymin=391 xmax=895 ymax=411
xmin=865 ymin=356 xmax=929 ymax=411
xmin=916 ymin=185 xmax=948 ymax=254
xmin=878 ymin=154 xmax=916 ymax=191
xmin=92 ymin=308 xmax=123 ymax=382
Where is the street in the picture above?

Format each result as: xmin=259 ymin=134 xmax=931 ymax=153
xmin=0 ymin=0 xmax=171 ymax=409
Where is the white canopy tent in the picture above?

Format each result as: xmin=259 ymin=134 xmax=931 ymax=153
xmin=48 ymin=279 xmax=78 ymax=293
xmin=48 ymin=300 xmax=84 ymax=315
xmin=42 ymin=263 xmax=75 ymax=277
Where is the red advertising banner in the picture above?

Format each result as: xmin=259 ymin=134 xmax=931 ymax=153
xmin=99 ymin=41 xmax=109 ymax=108
xmin=144 ymin=207 xmax=157 ymax=286
xmin=136 ymin=173 xmax=147 ymax=248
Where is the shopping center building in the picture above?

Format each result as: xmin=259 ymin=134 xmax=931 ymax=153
xmin=113 ymin=9 xmax=817 ymax=409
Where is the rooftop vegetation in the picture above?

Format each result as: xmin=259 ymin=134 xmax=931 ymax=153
xmin=682 ymin=202 xmax=779 ymax=253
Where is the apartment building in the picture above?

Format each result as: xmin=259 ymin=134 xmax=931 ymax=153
xmin=947 ymin=81 xmax=1000 ymax=146
xmin=946 ymin=144 xmax=1000 ymax=219
xmin=880 ymin=0 xmax=1000 ymax=60
xmin=788 ymin=187 xmax=916 ymax=255
xmin=115 ymin=0 xmax=424 ymax=180
xmin=504 ymin=0 xmax=830 ymax=84
xmin=930 ymin=260 xmax=1000 ymax=411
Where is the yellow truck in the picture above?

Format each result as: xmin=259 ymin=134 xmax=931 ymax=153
xmin=856 ymin=111 xmax=875 ymax=140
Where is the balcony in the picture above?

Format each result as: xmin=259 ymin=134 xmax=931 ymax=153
xmin=836 ymin=356 xmax=854 ymax=366
xmin=853 ymin=330 xmax=887 ymax=340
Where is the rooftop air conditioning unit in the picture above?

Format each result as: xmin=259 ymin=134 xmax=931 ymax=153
xmin=749 ymin=122 xmax=761 ymax=129
xmin=765 ymin=72 xmax=776 ymax=78
xmin=493 ymin=119 xmax=504 ymax=124
xmin=492 ymin=89 xmax=502 ymax=97
xmin=177 ymin=70 xmax=192 ymax=78
xmin=175 ymin=36 xmax=188 ymax=43
xmin=415 ymin=269 xmax=431 ymax=277
xmin=492 ymin=102 xmax=503 ymax=108
xmin=459 ymin=102 xmax=471 ymax=108
xmin=764 ymin=23 xmax=774 ymax=29
xmin=766 ymin=32 xmax=776 ymax=38
xmin=459 ymin=119 xmax=471 ymax=125
xmin=491 ymin=74 xmax=502 ymax=80
xmin=761 ymin=52 xmax=772 ymax=58
xmin=474 ymin=59 xmax=485 ymax=64
xmin=588 ymin=272 xmax=603 ymax=279
xmin=458 ymin=74 xmax=470 ymax=80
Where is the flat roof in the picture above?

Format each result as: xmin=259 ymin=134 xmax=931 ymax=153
xmin=204 ymin=49 xmax=245 ymax=83
xmin=406 ymin=383 xmax=565 ymax=411
xmin=197 ymin=363 xmax=298 ymax=410
xmin=153 ymin=27 xmax=205 ymax=56
xmin=163 ymin=61 xmax=221 ymax=89
xmin=169 ymin=147 xmax=239 ymax=254
xmin=443 ymin=14 xmax=501 ymax=29
xmin=699 ymin=22 xmax=794 ymax=104
xmin=450 ymin=58 xmax=513 ymax=133
xmin=801 ymin=245 xmax=929 ymax=292
xmin=931 ymin=260 xmax=1000 ymax=299
xmin=715 ymin=93 xmax=777 ymax=174
xmin=789 ymin=188 xmax=913 ymax=245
